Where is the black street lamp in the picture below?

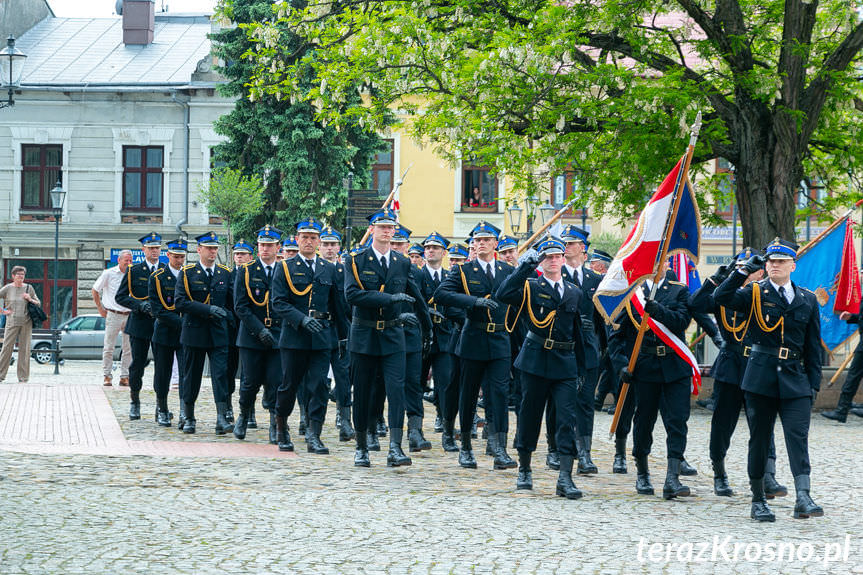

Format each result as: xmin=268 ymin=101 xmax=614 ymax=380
xmin=50 ymin=181 xmax=66 ymax=375
xmin=0 ymin=36 xmax=27 ymax=109
xmin=507 ymin=203 xmax=524 ymax=236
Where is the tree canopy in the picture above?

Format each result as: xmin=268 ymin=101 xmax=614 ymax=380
xmin=234 ymin=0 xmax=863 ymax=247
xmin=212 ymin=0 xmax=385 ymax=243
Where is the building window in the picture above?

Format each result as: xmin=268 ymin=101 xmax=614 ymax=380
xmin=461 ymin=165 xmax=498 ymax=212
xmin=4 ymin=259 xmax=77 ymax=328
xmin=21 ymin=144 xmax=62 ymax=211
xmin=123 ymin=146 xmax=163 ymax=211
xmin=371 ymin=139 xmax=394 ymax=198
xmin=550 ymin=171 xmax=585 ymax=217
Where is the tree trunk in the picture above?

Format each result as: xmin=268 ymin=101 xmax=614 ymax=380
xmin=731 ymin=112 xmax=801 ymax=249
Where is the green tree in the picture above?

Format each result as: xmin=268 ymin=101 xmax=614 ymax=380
xmin=212 ymin=0 xmax=386 ymax=244
xmin=198 ymin=167 xmax=266 ymax=258
xmin=239 ymin=0 xmax=863 ymax=248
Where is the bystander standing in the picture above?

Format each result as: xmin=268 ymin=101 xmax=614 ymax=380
xmin=92 ymin=250 xmax=133 ymax=387
xmin=0 ymin=266 xmax=40 ymax=383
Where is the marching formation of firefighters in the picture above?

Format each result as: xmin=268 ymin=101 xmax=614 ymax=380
xmin=117 ymin=206 xmax=828 ymax=523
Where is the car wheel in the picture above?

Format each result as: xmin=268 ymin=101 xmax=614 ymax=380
xmin=32 ymin=343 xmax=53 ymax=365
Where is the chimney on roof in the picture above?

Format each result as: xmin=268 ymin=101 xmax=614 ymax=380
xmin=121 ymin=0 xmax=156 ymax=46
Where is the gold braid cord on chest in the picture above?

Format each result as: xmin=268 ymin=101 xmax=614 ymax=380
xmin=154 ymin=273 xmax=174 ymax=311
xmin=719 ymin=305 xmax=752 ymax=343
xmin=127 ymin=268 xmax=148 ymax=300
xmin=751 ymin=285 xmax=785 ymax=342
xmin=183 ymin=269 xmax=210 ymax=305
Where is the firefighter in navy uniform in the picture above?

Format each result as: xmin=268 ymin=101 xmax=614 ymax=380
xmin=714 ymin=239 xmax=823 ymax=522
xmin=418 ymin=232 xmax=464 ymax=452
xmin=116 ymin=232 xmax=165 ymax=420
xmin=495 ymin=236 xmax=587 ymax=498
xmin=226 ymin=241 xmax=255 ymax=425
xmin=434 ymin=221 xmax=517 ymax=471
xmin=344 ymin=208 xmax=428 ymax=467
xmin=174 ymin=231 xmax=234 ymax=435
xmin=319 ymin=226 xmax=355 ymax=442
xmin=689 ymin=249 xmax=788 ymax=498
xmin=271 ymin=218 xmax=348 ymax=454
xmin=610 ymin=260 xmax=694 ymax=500
xmin=148 ymin=238 xmax=187 ymax=427
xmin=556 ymin=225 xmax=603 ymax=474
xmin=232 ymin=226 xmax=283 ymax=443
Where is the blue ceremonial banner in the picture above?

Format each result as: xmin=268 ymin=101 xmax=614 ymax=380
xmin=791 ymin=218 xmax=857 ymax=351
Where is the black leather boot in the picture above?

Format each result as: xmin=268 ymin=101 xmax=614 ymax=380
xmin=712 ymin=459 xmax=733 ymax=496
xmin=613 ymin=435 xmax=627 ymax=474
xmin=129 ymin=389 xmax=141 ymax=420
xmin=635 ymin=455 xmax=653 ymax=495
xmin=177 ymin=403 xmax=187 ymax=431
xmin=546 ymin=450 xmax=561 ymax=470
xmin=306 ymin=420 xmax=329 ymax=454
xmin=821 ymin=390 xmax=853 ymax=423
xmin=376 ymin=416 xmax=388 ymax=437
xmin=493 ymin=432 xmax=517 ymax=470
xmin=387 ymin=428 xmax=412 ymax=467
xmin=276 ymin=415 xmax=293 ymax=452
xmin=156 ymin=396 xmax=171 ymax=427
xmin=485 ymin=431 xmax=496 ymax=456
xmin=577 ymin=436 xmax=598 ymax=474
xmin=407 ymin=416 xmax=425 ymax=453
xmin=516 ymin=450 xmax=533 ymax=490
xmin=556 ymin=455 xmax=583 ymax=499
xmin=225 ymin=399 xmax=234 ymax=424
xmin=233 ymin=404 xmax=249 ymax=440
xmin=764 ymin=458 xmax=788 ymax=498
xmin=367 ymin=430 xmax=381 ymax=451
xmin=792 ymin=475 xmax=824 ymax=519
xmin=268 ymin=410 xmax=277 ymax=444
xmin=434 ymin=414 xmax=444 ymax=433
xmin=851 ymin=407 xmax=863 ymax=417
xmin=247 ymin=405 xmax=258 ymax=428
xmin=750 ymin=477 xmax=776 ymax=522
xmin=663 ymin=458 xmax=692 ymax=499
xmin=354 ymin=431 xmax=370 ymax=467
xmin=679 ymin=458 xmax=698 ymax=476
xmin=215 ymin=402 xmax=234 ymax=435
xmin=338 ymin=405 xmax=355 ymax=441
xmin=441 ymin=419 xmax=459 ymax=452
xmin=416 ymin=421 xmax=432 ymax=450
xmin=459 ymin=435 xmax=477 ymax=469
xmin=298 ymin=404 xmax=307 ymax=436
xmin=183 ymin=403 xmax=196 ymax=434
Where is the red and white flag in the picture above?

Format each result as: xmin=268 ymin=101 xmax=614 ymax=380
xmin=834 ymin=219 xmax=861 ymax=315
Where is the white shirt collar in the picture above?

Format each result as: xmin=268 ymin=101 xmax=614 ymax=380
xmin=769 ymin=279 xmax=794 ymax=300
xmin=372 ymin=246 xmax=390 ymax=263
xmin=169 ymin=265 xmax=181 ymax=278
xmin=477 ymin=258 xmax=495 ymax=275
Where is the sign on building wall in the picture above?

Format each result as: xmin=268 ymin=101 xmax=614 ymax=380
xmin=108 ymin=249 xmax=169 ymax=267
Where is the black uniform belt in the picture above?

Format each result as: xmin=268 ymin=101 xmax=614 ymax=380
xmin=467 ymin=319 xmax=507 ymax=333
xmin=432 ymin=315 xmax=443 ymax=324
xmin=746 ymin=344 xmax=801 ymax=360
xmin=640 ymin=344 xmax=669 ymax=357
xmin=353 ymin=317 xmax=402 ymax=330
xmin=263 ymin=318 xmax=282 ymax=327
xmin=722 ymin=341 xmax=745 ymax=355
xmin=308 ymin=310 xmax=332 ymax=320
xmin=526 ymin=331 xmax=576 ymax=351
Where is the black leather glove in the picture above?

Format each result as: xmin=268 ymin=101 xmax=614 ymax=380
xmin=643 ymin=299 xmax=662 ymax=318
xmin=709 ymin=264 xmax=730 ymax=284
xmin=139 ymin=300 xmax=153 ymax=317
xmin=208 ymin=305 xmax=227 ymax=320
xmin=422 ymin=335 xmax=432 ymax=355
xmin=398 ymin=312 xmax=419 ymax=328
xmin=474 ymin=297 xmax=500 ymax=312
xmin=521 ymin=251 xmax=541 ymax=269
xmin=301 ymin=316 xmax=324 ymax=334
xmin=711 ymin=332 xmax=724 ymax=349
xmin=740 ymin=254 xmax=765 ymax=275
xmin=429 ymin=309 xmax=446 ymax=322
xmin=338 ymin=339 xmax=348 ymax=359
xmin=390 ymin=293 xmax=415 ymax=305
xmin=619 ymin=367 xmax=633 ymax=385
xmin=257 ymin=328 xmax=276 ymax=348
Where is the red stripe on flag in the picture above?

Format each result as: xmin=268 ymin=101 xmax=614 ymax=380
xmin=834 ymin=219 xmax=861 ymax=315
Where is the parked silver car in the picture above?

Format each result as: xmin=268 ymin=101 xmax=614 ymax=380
xmin=31 ymin=314 xmax=123 ymax=364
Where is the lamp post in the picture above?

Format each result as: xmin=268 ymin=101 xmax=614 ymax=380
xmin=507 ymin=203 xmax=523 ymax=236
xmin=538 ymin=201 xmax=556 ymax=228
xmin=50 ymin=181 xmax=66 ymax=375
xmin=0 ymin=36 xmax=27 ymax=109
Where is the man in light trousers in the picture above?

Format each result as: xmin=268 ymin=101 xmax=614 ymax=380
xmin=92 ymin=250 xmax=133 ymax=387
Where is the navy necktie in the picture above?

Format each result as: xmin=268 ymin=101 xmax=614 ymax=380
xmin=381 ymin=256 xmax=388 ymax=274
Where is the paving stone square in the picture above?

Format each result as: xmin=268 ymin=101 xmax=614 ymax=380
xmin=0 ymin=361 xmax=861 ymax=574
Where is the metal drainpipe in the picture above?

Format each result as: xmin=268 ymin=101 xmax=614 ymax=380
xmin=172 ymin=92 xmax=191 ymax=236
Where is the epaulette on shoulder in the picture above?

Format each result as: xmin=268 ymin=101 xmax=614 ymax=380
xmin=152 ymin=267 xmax=166 ymax=277
xmin=181 ymin=264 xmax=195 ymax=270
xmin=217 ymin=264 xmax=230 ymax=271
xmin=668 ymin=280 xmax=686 ymax=286
xmin=241 ymin=260 xmax=256 ymax=268
xmin=392 ymin=251 xmax=409 ymax=262
xmin=498 ymin=260 xmax=515 ymax=269
xmin=757 ymin=278 xmax=770 ymax=286
xmin=799 ymin=286 xmax=814 ymax=294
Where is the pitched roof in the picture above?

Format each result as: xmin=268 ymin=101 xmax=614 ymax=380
xmin=17 ymin=15 xmax=214 ymax=87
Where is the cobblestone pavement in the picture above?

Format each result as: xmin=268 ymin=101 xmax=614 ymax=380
xmin=1 ymin=361 xmax=862 ymax=574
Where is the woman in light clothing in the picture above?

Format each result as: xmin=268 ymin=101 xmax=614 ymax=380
xmin=0 ymin=266 xmax=40 ymax=383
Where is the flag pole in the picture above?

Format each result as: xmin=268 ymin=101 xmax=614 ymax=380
xmin=828 ymin=341 xmax=857 ymax=387
xmin=609 ymin=112 xmax=703 ymax=438
xmin=796 ymin=199 xmax=863 ymax=259
xmin=357 ymin=164 xmax=413 ymax=246
xmin=517 ymin=198 xmax=579 ymax=254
